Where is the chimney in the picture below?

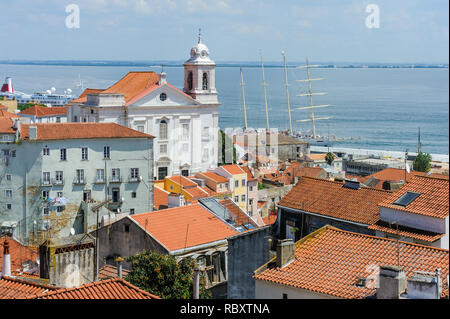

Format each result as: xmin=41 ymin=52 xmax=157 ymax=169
xmin=2 ymin=239 xmax=11 ymax=277
xmin=29 ymin=126 xmax=37 ymax=140
xmin=115 ymin=257 xmax=124 ymax=279
xmin=276 ymin=239 xmax=295 ymax=268
xmin=159 ymin=72 xmax=167 ymax=85
xmin=377 ymin=265 xmax=407 ymax=299
xmin=407 ymin=269 xmax=442 ymax=299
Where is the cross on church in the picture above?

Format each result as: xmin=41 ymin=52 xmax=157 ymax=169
xmin=198 ymin=28 xmax=202 ymax=43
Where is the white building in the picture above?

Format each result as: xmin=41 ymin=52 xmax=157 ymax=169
xmin=66 ymin=35 xmax=220 ymax=180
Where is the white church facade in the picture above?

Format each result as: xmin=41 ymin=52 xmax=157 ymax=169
xmin=66 ymin=35 xmax=220 ymax=180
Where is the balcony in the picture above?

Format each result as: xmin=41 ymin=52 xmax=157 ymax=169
xmin=93 ymin=177 xmax=106 ymax=184
xmin=109 ymin=176 xmax=122 ymax=183
xmin=40 ymin=178 xmax=52 ymax=187
xmin=128 ymin=175 xmax=140 ymax=183
xmin=52 ymin=178 xmax=64 ymax=186
xmin=73 ymin=177 xmax=87 ymax=185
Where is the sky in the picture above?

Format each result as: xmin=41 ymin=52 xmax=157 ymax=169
xmin=0 ymin=0 xmax=448 ymax=62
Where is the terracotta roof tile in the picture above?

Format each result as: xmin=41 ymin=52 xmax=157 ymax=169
xmin=98 ymin=265 xmax=130 ymax=280
xmin=167 ymin=175 xmax=198 ymax=188
xmin=69 ymin=88 xmax=105 ymax=104
xmin=254 ymin=226 xmax=449 ymax=299
xmin=20 ymin=122 xmax=154 ymax=140
xmin=240 ymin=166 xmax=257 ymax=181
xmin=0 ymin=109 xmax=20 ymax=118
xmin=1 ymin=236 xmax=38 ymax=273
xmin=278 ymin=177 xmax=392 ymax=225
xmin=154 ymin=186 xmax=169 ymax=210
xmin=19 ymin=105 xmax=66 ymax=117
xmin=379 ymin=175 xmax=449 ymax=219
xmin=368 ymin=220 xmax=445 ymax=243
xmin=196 ymin=172 xmax=229 ymax=184
xmin=0 ymin=117 xmax=15 ymax=134
xmin=262 ymin=214 xmax=277 ymax=226
xmin=220 ymin=164 xmax=246 ymax=175
xmin=218 ymin=198 xmax=258 ymax=228
xmin=0 ymin=276 xmax=57 ymax=299
xmin=362 ymin=168 xmax=426 ymax=189
xmin=130 ymin=204 xmax=238 ymax=251
xmin=30 ymin=278 xmax=159 ymax=299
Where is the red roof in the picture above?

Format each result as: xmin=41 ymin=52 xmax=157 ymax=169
xmin=98 ymin=265 xmax=130 ymax=280
xmin=196 ymin=172 xmax=229 ymax=184
xmin=0 ymin=276 xmax=57 ymax=299
xmin=154 ymin=186 xmax=169 ymax=210
xmin=19 ymin=105 xmax=66 ymax=117
xmin=1 ymin=236 xmax=38 ymax=273
xmin=0 ymin=118 xmax=15 ymax=134
xmin=240 ymin=166 xmax=257 ymax=181
xmin=368 ymin=220 xmax=445 ymax=243
xmin=20 ymin=122 xmax=154 ymax=140
xmin=262 ymin=214 xmax=277 ymax=226
xmin=379 ymin=175 xmax=449 ymax=219
xmin=218 ymin=198 xmax=258 ymax=228
xmin=254 ymin=226 xmax=449 ymax=299
xmin=130 ymin=204 xmax=238 ymax=251
xmin=220 ymin=164 xmax=245 ymax=175
xmin=69 ymin=88 xmax=105 ymax=104
xmin=30 ymin=278 xmax=160 ymax=299
xmin=167 ymin=175 xmax=198 ymax=188
xmin=278 ymin=177 xmax=392 ymax=225
xmin=0 ymin=109 xmax=20 ymax=118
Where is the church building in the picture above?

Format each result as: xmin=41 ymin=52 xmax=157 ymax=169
xmin=66 ymin=34 xmax=220 ymax=180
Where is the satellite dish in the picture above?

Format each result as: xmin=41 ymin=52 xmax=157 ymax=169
xmin=36 ymin=257 xmax=40 ymax=265
xmin=70 ymin=227 xmax=75 ymax=236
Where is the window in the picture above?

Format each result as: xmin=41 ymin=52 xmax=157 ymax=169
xmin=187 ymin=71 xmax=193 ymax=90
xmin=249 ymin=199 xmax=253 ymax=205
xmin=5 ymin=190 xmax=12 ymax=198
xmin=130 ymin=208 xmax=135 ymax=214
xmin=235 ymin=196 xmax=239 ymax=202
xmin=181 ymin=169 xmax=189 ymax=177
xmin=159 ymin=93 xmax=167 ymax=101
xmin=43 ymin=172 xmax=51 ymax=185
xmin=96 ymin=169 xmax=105 ymax=182
xmin=182 ymin=124 xmax=189 ymax=140
xmin=282 ymin=293 xmax=288 ymax=300
xmin=159 ymin=120 xmax=168 ymax=140
xmin=242 ymin=179 xmax=246 ymax=187
xmin=74 ymin=115 xmax=78 ymax=122
xmin=42 ymin=191 xmax=49 ymax=200
xmin=6 ymin=204 xmax=12 ymax=210
xmin=57 ymin=206 xmax=65 ymax=212
xmin=57 ymin=192 xmax=63 ymax=198
xmin=249 ymin=186 xmax=253 ymax=192
xmin=11 ymin=150 xmax=16 ymax=157
xmin=60 ymin=148 xmax=67 ymax=161
xmin=202 ymin=126 xmax=209 ymax=138
xmin=104 ymin=146 xmax=110 ymax=159
xmin=202 ymin=72 xmax=208 ymax=90
xmin=182 ymin=143 xmax=189 ymax=152
xmin=394 ymin=191 xmax=421 ymax=207
xmin=6 ymin=174 xmax=11 ymax=181
xmin=130 ymin=168 xmax=139 ymax=181
xmin=83 ymin=190 xmax=91 ymax=202
xmin=111 ymin=168 xmax=120 ymax=182
xmin=137 ymin=125 xmax=144 ymax=132
xmin=81 ymin=147 xmax=88 ymax=160
xmin=55 ymin=171 xmax=63 ymax=184
xmin=131 ymin=192 xmax=137 ymax=198
xmin=76 ymin=169 xmax=85 ymax=183
xmin=235 ymin=180 xmax=239 ymax=187
xmin=124 ymin=224 xmax=130 ymax=232
xmin=160 ymin=144 xmax=167 ymax=154
xmin=56 ymin=117 xmax=61 ymax=123
xmin=241 ymin=194 xmax=246 ymax=202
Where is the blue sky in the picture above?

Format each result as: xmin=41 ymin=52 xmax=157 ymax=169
xmin=0 ymin=0 xmax=448 ymax=62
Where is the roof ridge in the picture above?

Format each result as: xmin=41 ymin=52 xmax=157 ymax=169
xmin=300 ymin=176 xmax=392 ymax=193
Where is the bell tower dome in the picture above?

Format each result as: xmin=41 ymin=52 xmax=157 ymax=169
xmin=183 ymin=30 xmax=218 ymax=104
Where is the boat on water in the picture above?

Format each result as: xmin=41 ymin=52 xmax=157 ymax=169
xmin=0 ymin=77 xmax=75 ymax=106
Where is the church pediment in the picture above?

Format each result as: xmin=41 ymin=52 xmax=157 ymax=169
xmin=128 ymin=84 xmax=199 ymax=108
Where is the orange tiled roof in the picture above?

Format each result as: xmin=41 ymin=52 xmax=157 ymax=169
xmin=69 ymin=88 xmax=105 ymax=104
xmin=257 ymin=201 xmax=267 ymax=209
xmin=379 ymin=175 xmax=449 ymax=219
xmin=1 ymin=236 xmax=38 ymax=273
xmin=30 ymin=278 xmax=160 ymax=299
xmin=98 ymin=265 xmax=130 ymax=280
xmin=362 ymin=168 xmax=426 ymax=189
xmin=0 ymin=276 xmax=57 ymax=299
xmin=182 ymin=186 xmax=209 ymax=200
xmin=196 ymin=172 xmax=229 ymax=184
xmin=19 ymin=105 xmax=66 ymax=117
xmin=0 ymin=117 xmax=15 ymax=134
xmin=240 ymin=166 xmax=257 ymax=181
xmin=200 ymin=186 xmax=219 ymax=197
xmin=368 ymin=220 xmax=445 ymax=243
xmin=0 ymin=109 xmax=20 ymax=118
xmin=220 ymin=164 xmax=245 ymax=175
xmin=308 ymin=153 xmax=327 ymax=161
xmin=20 ymin=122 xmax=154 ymax=140
xmin=254 ymin=226 xmax=449 ymax=299
xmin=101 ymin=71 xmax=159 ymax=104
xmin=278 ymin=177 xmax=392 ymax=225
xmin=154 ymin=186 xmax=169 ymax=210
xmin=167 ymin=175 xmax=198 ymax=188
xmin=218 ymin=198 xmax=258 ymax=228
xmin=262 ymin=214 xmax=277 ymax=226
xmin=130 ymin=204 xmax=238 ymax=251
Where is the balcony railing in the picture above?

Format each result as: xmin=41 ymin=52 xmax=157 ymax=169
xmin=52 ymin=178 xmax=64 ymax=186
xmin=128 ymin=175 xmax=140 ymax=183
xmin=73 ymin=177 xmax=87 ymax=185
xmin=109 ymin=176 xmax=122 ymax=183
xmin=93 ymin=176 xmax=106 ymax=184
xmin=41 ymin=178 xmax=52 ymax=186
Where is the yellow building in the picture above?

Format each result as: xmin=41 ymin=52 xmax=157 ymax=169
xmin=162 ymin=175 xmax=208 ymax=203
xmin=215 ymin=164 xmax=248 ymax=211
xmin=0 ymin=97 xmax=18 ymax=113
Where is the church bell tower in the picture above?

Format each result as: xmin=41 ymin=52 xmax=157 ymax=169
xmin=183 ymin=30 xmax=218 ymax=104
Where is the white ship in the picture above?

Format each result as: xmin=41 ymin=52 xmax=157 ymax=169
xmin=0 ymin=77 xmax=74 ymax=106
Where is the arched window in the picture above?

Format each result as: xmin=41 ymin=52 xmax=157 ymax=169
xmin=202 ymin=72 xmax=208 ymax=90
xmin=187 ymin=72 xmax=193 ymax=91
xmin=159 ymin=120 xmax=168 ymax=140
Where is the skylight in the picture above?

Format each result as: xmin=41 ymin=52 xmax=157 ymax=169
xmin=393 ymin=191 xmax=421 ymax=207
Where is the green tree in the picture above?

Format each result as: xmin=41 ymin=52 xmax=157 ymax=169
xmin=413 ymin=152 xmax=432 ymax=172
xmin=325 ymin=152 xmax=336 ymax=165
xmin=125 ymin=250 xmax=211 ymax=299
xmin=218 ymin=129 xmax=236 ymax=165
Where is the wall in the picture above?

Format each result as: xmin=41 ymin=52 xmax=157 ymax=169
xmin=379 ymin=207 xmax=446 ymax=234
xmin=258 ymin=185 xmax=294 ymax=218
xmin=255 ymin=279 xmax=337 ymax=299
xmin=227 ymin=226 xmax=270 ymax=299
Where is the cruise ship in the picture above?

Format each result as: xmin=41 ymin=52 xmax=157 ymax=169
xmin=0 ymin=77 xmax=74 ymax=106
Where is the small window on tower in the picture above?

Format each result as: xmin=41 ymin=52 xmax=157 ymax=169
xmin=187 ymin=71 xmax=193 ymax=90
xmin=159 ymin=93 xmax=167 ymax=101
xmin=202 ymin=73 xmax=208 ymax=90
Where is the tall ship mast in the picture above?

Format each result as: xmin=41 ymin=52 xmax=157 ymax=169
xmin=260 ymin=52 xmax=270 ymax=132
xmin=296 ymin=57 xmax=331 ymax=139
xmin=282 ymin=51 xmax=293 ymax=136
xmin=240 ymin=68 xmax=248 ymax=130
